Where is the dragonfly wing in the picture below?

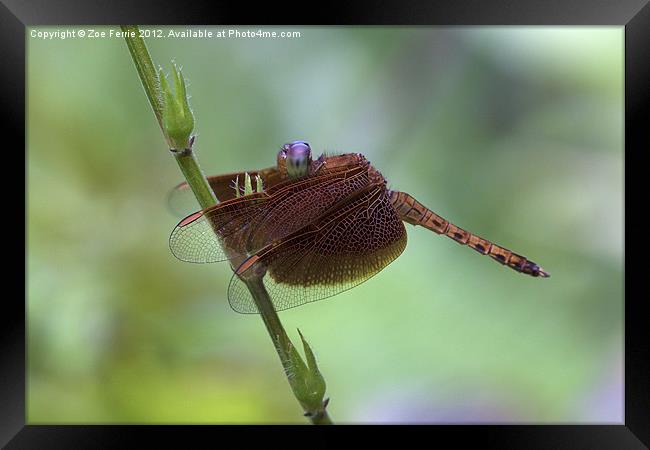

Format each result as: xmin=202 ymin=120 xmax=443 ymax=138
xmin=169 ymin=193 xmax=270 ymax=263
xmin=245 ymin=165 xmax=371 ymax=251
xmin=167 ymin=167 xmax=279 ymax=218
xmin=169 ymin=166 xmax=371 ymax=265
xmin=228 ymin=186 xmax=407 ymax=313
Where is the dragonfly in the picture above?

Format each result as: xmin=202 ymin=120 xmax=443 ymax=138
xmin=169 ymin=141 xmax=549 ymax=314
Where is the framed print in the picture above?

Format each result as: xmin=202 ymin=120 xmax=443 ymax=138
xmin=4 ymin=0 xmax=648 ymax=447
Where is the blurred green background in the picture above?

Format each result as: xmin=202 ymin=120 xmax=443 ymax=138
xmin=27 ymin=26 xmax=623 ymax=423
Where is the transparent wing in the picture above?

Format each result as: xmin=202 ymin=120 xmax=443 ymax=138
xmin=167 ymin=181 xmax=200 ymax=219
xmin=169 ymin=166 xmax=371 ymax=264
xmin=166 ymin=167 xmax=279 ymax=218
xmin=228 ymin=187 xmax=407 ymax=313
xmin=169 ymin=193 xmax=270 ymax=263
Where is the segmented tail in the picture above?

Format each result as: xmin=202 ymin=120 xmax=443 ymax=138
xmin=389 ymin=191 xmax=549 ymax=278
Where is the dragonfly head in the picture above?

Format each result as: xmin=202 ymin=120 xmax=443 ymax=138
xmin=278 ymin=141 xmax=312 ymax=179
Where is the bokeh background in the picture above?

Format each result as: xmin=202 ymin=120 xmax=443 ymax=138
xmin=27 ymin=26 xmax=623 ymax=423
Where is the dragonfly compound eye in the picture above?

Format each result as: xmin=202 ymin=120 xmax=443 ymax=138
xmin=284 ymin=141 xmax=312 ymax=179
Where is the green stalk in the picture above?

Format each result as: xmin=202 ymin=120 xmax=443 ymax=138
xmin=121 ymin=26 xmax=165 ymax=142
xmin=121 ymin=25 xmax=331 ymax=424
xmin=173 ymin=148 xmax=218 ymax=209
xmin=244 ymin=278 xmax=332 ymax=425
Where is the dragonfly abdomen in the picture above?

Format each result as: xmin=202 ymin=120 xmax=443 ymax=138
xmin=388 ymin=190 xmax=549 ymax=278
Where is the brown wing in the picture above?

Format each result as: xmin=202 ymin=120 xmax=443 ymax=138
xmin=169 ymin=192 xmax=271 ymax=264
xmin=169 ymin=165 xmax=372 ymax=264
xmin=244 ymin=164 xmax=370 ymax=251
xmin=166 ymin=153 xmax=369 ymax=218
xmin=227 ymin=185 xmax=407 ymax=313
xmin=166 ymin=166 xmax=281 ymax=217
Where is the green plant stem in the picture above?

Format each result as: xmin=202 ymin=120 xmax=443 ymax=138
xmin=173 ymin=149 xmax=218 ymax=209
xmin=310 ymin=408 xmax=333 ymax=425
xmin=244 ymin=278 xmax=332 ymax=424
xmin=243 ymin=278 xmax=291 ymax=354
xmin=121 ymin=25 xmax=331 ymax=424
xmin=121 ymin=25 xmax=167 ymax=144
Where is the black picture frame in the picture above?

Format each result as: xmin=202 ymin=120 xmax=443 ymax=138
xmin=5 ymin=0 xmax=648 ymax=447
